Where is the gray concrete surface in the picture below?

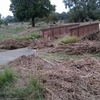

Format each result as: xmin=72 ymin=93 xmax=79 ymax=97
xmin=0 ymin=48 xmax=35 ymax=65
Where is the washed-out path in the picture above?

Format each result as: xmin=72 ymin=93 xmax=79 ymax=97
xmin=0 ymin=48 xmax=35 ymax=65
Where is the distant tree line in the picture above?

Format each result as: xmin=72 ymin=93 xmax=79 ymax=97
xmin=5 ymin=15 xmax=19 ymax=23
xmin=0 ymin=14 xmax=8 ymax=26
xmin=0 ymin=14 xmax=19 ymax=27
xmin=28 ymin=12 xmax=67 ymax=25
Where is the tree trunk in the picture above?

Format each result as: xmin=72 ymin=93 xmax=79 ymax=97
xmin=32 ymin=17 xmax=35 ymax=27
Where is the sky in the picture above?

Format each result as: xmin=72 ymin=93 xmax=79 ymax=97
xmin=0 ymin=0 xmax=67 ymax=17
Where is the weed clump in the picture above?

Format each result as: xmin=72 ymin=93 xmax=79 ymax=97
xmin=0 ymin=72 xmax=45 ymax=100
xmin=15 ymin=33 xmax=42 ymax=40
xmin=59 ymin=36 xmax=79 ymax=45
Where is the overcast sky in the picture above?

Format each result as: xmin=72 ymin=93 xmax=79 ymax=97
xmin=0 ymin=0 xmax=67 ymax=17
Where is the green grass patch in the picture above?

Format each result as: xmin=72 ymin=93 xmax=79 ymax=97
xmin=59 ymin=36 xmax=79 ymax=45
xmin=0 ymin=68 xmax=14 ymax=88
xmin=15 ymin=32 xmax=42 ymax=41
xmin=0 ymin=70 xmax=45 ymax=100
xmin=29 ymin=33 xmax=42 ymax=39
xmin=0 ymin=23 xmax=42 ymax=41
xmin=10 ymin=77 xmax=44 ymax=100
xmin=39 ymin=52 xmax=89 ymax=63
xmin=15 ymin=28 xmax=41 ymax=41
xmin=15 ymin=35 xmax=31 ymax=40
xmin=0 ymin=25 xmax=24 ymax=40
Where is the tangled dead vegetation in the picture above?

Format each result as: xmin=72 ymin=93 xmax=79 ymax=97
xmin=28 ymin=39 xmax=54 ymax=49
xmin=8 ymin=54 xmax=100 ymax=100
xmin=0 ymin=39 xmax=54 ymax=50
xmin=51 ymin=40 xmax=100 ymax=54
xmin=8 ymin=54 xmax=56 ymax=74
xmin=44 ymin=58 xmax=100 ymax=100
xmin=0 ymin=39 xmax=33 ymax=50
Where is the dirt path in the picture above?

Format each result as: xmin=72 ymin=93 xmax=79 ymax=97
xmin=0 ymin=48 xmax=36 ymax=65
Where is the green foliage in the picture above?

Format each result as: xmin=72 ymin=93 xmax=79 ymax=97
xmin=55 ymin=12 xmax=67 ymax=20
xmin=15 ymin=33 xmax=42 ymax=40
xmin=44 ymin=13 xmax=58 ymax=23
xmin=0 ymin=14 xmax=8 ymax=26
xmin=0 ymin=20 xmax=3 ymax=26
xmin=29 ymin=33 xmax=42 ymax=39
xmin=63 ymin=0 xmax=100 ymax=22
xmin=0 ymin=68 xmax=14 ymax=88
xmin=5 ymin=15 xmax=19 ymax=23
xmin=3 ymin=20 xmax=8 ymax=26
xmin=15 ymin=36 xmax=30 ymax=40
xmin=59 ymin=36 xmax=79 ymax=44
xmin=10 ymin=0 xmax=55 ymax=27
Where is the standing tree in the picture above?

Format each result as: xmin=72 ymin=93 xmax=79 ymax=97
xmin=10 ymin=0 xmax=55 ymax=27
xmin=63 ymin=0 xmax=100 ymax=22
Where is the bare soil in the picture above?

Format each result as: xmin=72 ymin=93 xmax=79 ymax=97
xmin=8 ymin=54 xmax=100 ymax=100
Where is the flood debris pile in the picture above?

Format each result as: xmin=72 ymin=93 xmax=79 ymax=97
xmin=28 ymin=39 xmax=54 ymax=49
xmin=44 ymin=58 xmax=100 ymax=100
xmin=8 ymin=54 xmax=56 ymax=74
xmin=8 ymin=54 xmax=100 ymax=100
xmin=0 ymin=39 xmax=34 ymax=50
xmin=0 ymin=39 xmax=54 ymax=50
xmin=51 ymin=40 xmax=100 ymax=54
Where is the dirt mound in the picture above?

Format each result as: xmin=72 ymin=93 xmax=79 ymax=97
xmin=8 ymin=54 xmax=56 ymax=74
xmin=51 ymin=40 xmax=100 ymax=54
xmin=8 ymin=55 xmax=100 ymax=100
xmin=0 ymin=39 xmax=54 ymax=50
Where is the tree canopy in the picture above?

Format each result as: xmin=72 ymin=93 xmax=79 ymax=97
xmin=44 ymin=13 xmax=58 ymax=23
xmin=63 ymin=0 xmax=100 ymax=22
xmin=55 ymin=12 xmax=67 ymax=20
xmin=10 ymin=0 xmax=55 ymax=27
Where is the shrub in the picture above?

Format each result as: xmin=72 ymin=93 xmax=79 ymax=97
xmin=15 ymin=36 xmax=30 ymax=40
xmin=3 ymin=20 xmax=8 ymax=26
xmin=59 ymin=36 xmax=79 ymax=44
xmin=15 ymin=33 xmax=42 ymax=40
